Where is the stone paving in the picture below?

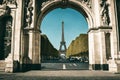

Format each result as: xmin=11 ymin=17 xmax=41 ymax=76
xmin=0 ymin=70 xmax=120 ymax=80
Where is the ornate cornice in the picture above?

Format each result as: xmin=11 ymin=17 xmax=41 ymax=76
xmin=3 ymin=0 xmax=17 ymax=5
xmin=0 ymin=5 xmax=11 ymax=17
xmin=88 ymin=26 xmax=112 ymax=33
xmin=76 ymin=0 xmax=92 ymax=9
xmin=0 ymin=0 xmax=17 ymax=8
xmin=41 ymin=0 xmax=92 ymax=9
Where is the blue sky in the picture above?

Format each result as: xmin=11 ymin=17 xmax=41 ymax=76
xmin=41 ymin=8 xmax=88 ymax=50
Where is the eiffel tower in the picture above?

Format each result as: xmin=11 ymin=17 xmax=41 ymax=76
xmin=59 ymin=21 xmax=67 ymax=56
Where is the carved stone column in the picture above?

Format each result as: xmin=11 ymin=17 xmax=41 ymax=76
xmin=107 ymin=0 xmax=120 ymax=73
xmin=27 ymin=29 xmax=41 ymax=70
xmin=99 ymin=28 xmax=112 ymax=70
xmin=88 ymin=31 xmax=96 ymax=70
xmin=88 ymin=0 xmax=102 ymax=70
xmin=23 ymin=0 xmax=41 ymax=70
xmin=2 ymin=0 xmax=23 ymax=72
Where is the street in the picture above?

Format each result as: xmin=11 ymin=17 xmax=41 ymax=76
xmin=1 ymin=60 xmax=120 ymax=80
xmin=41 ymin=60 xmax=89 ymax=70
xmin=0 ymin=70 xmax=120 ymax=80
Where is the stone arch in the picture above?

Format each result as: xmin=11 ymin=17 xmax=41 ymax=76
xmin=36 ymin=0 xmax=95 ymax=70
xmin=34 ymin=0 xmax=119 ymax=71
xmin=36 ymin=0 xmax=94 ymax=30
xmin=0 ymin=0 xmax=119 ymax=73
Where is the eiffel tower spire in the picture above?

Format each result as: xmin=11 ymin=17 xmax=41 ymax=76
xmin=62 ymin=21 xmax=65 ymax=42
xmin=59 ymin=21 xmax=67 ymax=55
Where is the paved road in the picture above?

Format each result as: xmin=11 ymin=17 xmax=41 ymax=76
xmin=41 ymin=62 xmax=89 ymax=70
xmin=0 ymin=70 xmax=120 ymax=80
xmin=1 ymin=60 xmax=120 ymax=80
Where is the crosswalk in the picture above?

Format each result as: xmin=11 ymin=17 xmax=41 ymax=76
xmin=73 ymin=63 xmax=77 ymax=66
xmin=63 ymin=63 xmax=77 ymax=69
xmin=63 ymin=63 xmax=80 ymax=69
xmin=63 ymin=64 xmax=66 ymax=69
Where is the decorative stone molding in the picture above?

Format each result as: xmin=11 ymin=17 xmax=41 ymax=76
xmin=41 ymin=0 xmax=54 ymax=8
xmin=61 ymin=0 xmax=68 ymax=8
xmin=42 ymin=0 xmax=92 ymax=9
xmin=0 ymin=0 xmax=17 ymax=8
xmin=0 ymin=6 xmax=11 ymax=17
xmin=2 ymin=0 xmax=17 ymax=5
xmin=24 ymin=0 xmax=33 ymax=28
xmin=100 ymin=0 xmax=110 ymax=26
xmin=78 ymin=0 xmax=92 ymax=9
xmin=88 ymin=26 xmax=112 ymax=33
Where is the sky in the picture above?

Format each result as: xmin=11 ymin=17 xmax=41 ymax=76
xmin=41 ymin=8 xmax=88 ymax=50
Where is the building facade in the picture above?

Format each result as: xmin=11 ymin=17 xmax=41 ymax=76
xmin=0 ymin=0 xmax=120 ymax=73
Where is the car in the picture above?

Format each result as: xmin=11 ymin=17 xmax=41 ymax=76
xmin=69 ymin=57 xmax=79 ymax=62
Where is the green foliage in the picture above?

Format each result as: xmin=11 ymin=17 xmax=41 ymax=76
xmin=41 ymin=34 xmax=59 ymax=60
xmin=66 ymin=34 xmax=88 ymax=57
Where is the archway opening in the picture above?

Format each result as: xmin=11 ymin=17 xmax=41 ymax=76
xmin=40 ymin=8 xmax=89 ymax=70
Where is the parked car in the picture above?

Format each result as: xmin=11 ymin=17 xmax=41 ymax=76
xmin=69 ymin=57 xmax=79 ymax=62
